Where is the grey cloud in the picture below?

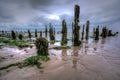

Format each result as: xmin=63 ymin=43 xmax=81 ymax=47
xmin=0 ymin=6 xmax=15 ymax=23
xmin=0 ymin=0 xmax=120 ymax=30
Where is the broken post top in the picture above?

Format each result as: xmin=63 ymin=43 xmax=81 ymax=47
xmin=74 ymin=4 xmax=80 ymax=22
xmin=86 ymin=20 xmax=90 ymax=31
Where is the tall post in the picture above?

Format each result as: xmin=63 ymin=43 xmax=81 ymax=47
xmin=11 ymin=30 xmax=16 ymax=40
xmin=35 ymin=29 xmax=37 ymax=38
xmin=61 ymin=19 xmax=67 ymax=45
xmin=93 ymin=28 xmax=95 ymax=37
xmin=49 ymin=23 xmax=55 ymax=41
xmin=73 ymin=5 xmax=81 ymax=46
xmin=45 ymin=25 xmax=47 ymax=38
xmin=72 ymin=22 xmax=74 ymax=42
xmin=85 ymin=20 xmax=90 ymax=41
xmin=40 ymin=31 xmax=42 ymax=38
xmin=81 ymin=24 xmax=85 ymax=40
xmin=54 ymin=28 xmax=55 ymax=36
xmin=95 ymin=26 xmax=99 ymax=40
xmin=28 ymin=29 xmax=31 ymax=41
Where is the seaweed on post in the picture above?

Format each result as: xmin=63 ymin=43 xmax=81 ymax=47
xmin=61 ymin=19 xmax=67 ymax=46
xmin=85 ymin=20 xmax=90 ymax=41
xmin=18 ymin=34 xmax=23 ymax=40
xmin=40 ymin=31 xmax=42 ymax=38
xmin=28 ymin=29 xmax=31 ymax=41
xmin=35 ymin=37 xmax=49 ymax=56
xmin=81 ymin=24 xmax=85 ymax=40
xmin=73 ymin=5 xmax=81 ymax=46
xmin=45 ymin=25 xmax=48 ymax=38
xmin=49 ymin=23 xmax=55 ymax=42
xmin=35 ymin=29 xmax=37 ymax=38
xmin=11 ymin=30 xmax=16 ymax=40
xmin=94 ymin=26 xmax=99 ymax=40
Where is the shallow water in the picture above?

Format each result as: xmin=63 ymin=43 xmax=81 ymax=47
xmin=46 ymin=34 xmax=120 ymax=80
xmin=0 ymin=32 xmax=120 ymax=80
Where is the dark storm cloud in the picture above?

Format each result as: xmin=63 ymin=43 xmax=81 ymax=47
xmin=0 ymin=11 xmax=15 ymax=23
xmin=0 ymin=0 xmax=120 ymax=30
xmin=28 ymin=0 xmax=55 ymax=8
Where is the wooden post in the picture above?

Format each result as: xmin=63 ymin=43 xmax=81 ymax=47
xmin=95 ymin=26 xmax=99 ymax=40
xmin=61 ymin=19 xmax=67 ymax=45
xmin=81 ymin=24 xmax=85 ymax=40
xmin=85 ymin=20 xmax=90 ymax=40
xmin=73 ymin=5 xmax=81 ymax=46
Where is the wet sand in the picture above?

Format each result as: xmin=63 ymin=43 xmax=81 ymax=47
xmin=0 ymin=35 xmax=120 ymax=80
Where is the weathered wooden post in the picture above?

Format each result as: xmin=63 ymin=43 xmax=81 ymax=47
xmin=44 ymin=26 xmax=47 ymax=38
xmin=49 ymin=23 xmax=55 ymax=41
xmin=18 ymin=34 xmax=23 ymax=40
xmin=2 ymin=30 xmax=4 ymax=36
xmin=35 ymin=37 xmax=49 ymax=56
xmin=101 ymin=27 xmax=107 ymax=38
xmin=40 ymin=31 xmax=42 ymax=38
xmin=73 ymin=5 xmax=81 ymax=46
xmin=72 ymin=22 xmax=74 ymax=43
xmin=81 ymin=24 xmax=85 ymax=40
xmin=35 ymin=29 xmax=37 ymax=38
xmin=61 ymin=19 xmax=67 ymax=45
xmin=95 ymin=26 xmax=99 ymax=40
xmin=54 ymin=28 xmax=55 ymax=36
xmin=93 ymin=28 xmax=96 ymax=37
xmin=11 ymin=30 xmax=16 ymax=40
xmin=28 ymin=29 xmax=31 ymax=41
xmin=108 ymin=30 xmax=112 ymax=36
xmin=85 ymin=20 xmax=90 ymax=40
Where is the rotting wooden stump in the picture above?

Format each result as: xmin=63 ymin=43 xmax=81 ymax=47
xmin=35 ymin=37 xmax=49 ymax=56
xmin=85 ymin=20 xmax=90 ymax=41
xmin=94 ymin=26 xmax=99 ymax=40
xmin=61 ymin=19 xmax=67 ymax=46
xmin=81 ymin=24 xmax=85 ymax=40
xmin=73 ymin=4 xmax=81 ymax=46
xmin=49 ymin=23 xmax=55 ymax=41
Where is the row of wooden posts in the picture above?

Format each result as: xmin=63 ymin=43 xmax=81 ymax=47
xmin=0 ymin=4 xmax=118 ymax=47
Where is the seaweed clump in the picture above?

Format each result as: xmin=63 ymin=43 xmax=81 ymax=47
xmin=35 ymin=37 xmax=49 ymax=56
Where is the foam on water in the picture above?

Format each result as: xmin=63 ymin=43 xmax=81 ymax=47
xmin=2 ymin=47 xmax=25 ymax=54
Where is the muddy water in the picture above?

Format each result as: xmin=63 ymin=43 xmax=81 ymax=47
xmin=42 ymin=35 xmax=120 ymax=80
xmin=0 ymin=34 xmax=120 ymax=80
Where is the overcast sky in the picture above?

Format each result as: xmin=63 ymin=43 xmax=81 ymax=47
xmin=0 ymin=0 xmax=120 ymax=30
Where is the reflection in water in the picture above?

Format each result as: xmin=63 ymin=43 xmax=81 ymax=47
xmin=61 ymin=49 xmax=67 ymax=61
xmin=101 ymin=38 xmax=106 ymax=44
xmin=85 ymin=41 xmax=88 ymax=54
xmin=72 ymin=47 xmax=79 ymax=69
xmin=72 ymin=58 xmax=77 ymax=69
xmin=72 ymin=47 xmax=79 ymax=56
xmin=100 ymin=38 xmax=106 ymax=49
xmin=92 ymin=40 xmax=99 ymax=51
xmin=62 ymin=49 xmax=67 ymax=56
